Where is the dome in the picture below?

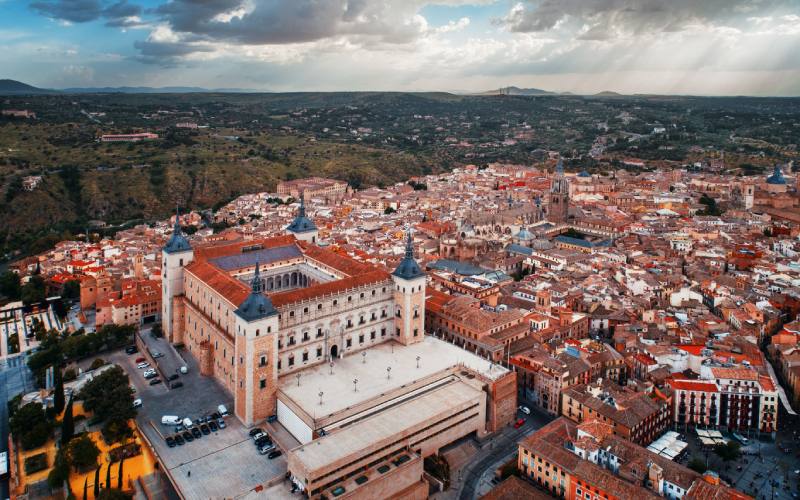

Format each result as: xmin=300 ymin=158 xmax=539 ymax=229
xmin=766 ymin=165 xmax=786 ymax=185
xmin=163 ymin=218 xmax=191 ymax=254
xmin=531 ymin=238 xmax=554 ymax=250
xmin=515 ymin=228 xmax=535 ymax=241
xmin=578 ymin=170 xmax=591 ymax=178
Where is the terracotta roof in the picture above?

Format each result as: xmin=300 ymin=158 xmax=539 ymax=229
xmin=270 ymin=270 xmax=391 ymax=308
xmin=193 ymin=235 xmax=298 ymax=261
xmin=667 ymin=378 xmax=719 ymax=392
xmin=478 ymin=476 xmax=551 ymax=500
xmin=185 ymin=260 xmax=249 ymax=306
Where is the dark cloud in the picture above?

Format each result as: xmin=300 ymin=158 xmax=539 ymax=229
xmin=502 ymin=0 xmax=785 ymax=37
xmin=31 ymin=0 xmax=143 ymax=27
xmin=151 ymin=0 xmax=424 ymax=46
xmin=132 ymin=38 xmax=214 ymax=66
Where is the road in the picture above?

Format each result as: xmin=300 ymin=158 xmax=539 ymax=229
xmin=457 ymin=402 xmax=553 ymax=500
xmin=0 ymin=355 xmax=35 ymax=500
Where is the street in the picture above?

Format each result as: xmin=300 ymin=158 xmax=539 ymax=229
xmin=455 ymin=401 xmax=554 ymax=500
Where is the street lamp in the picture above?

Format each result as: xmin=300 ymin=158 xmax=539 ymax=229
xmin=362 ymin=352 xmax=366 ymax=364
xmin=329 ymin=361 xmax=334 ymax=375
xmin=387 ymin=366 xmax=392 ymax=380
xmin=416 ymin=356 xmax=421 ymax=369
xmin=296 ymin=373 xmax=301 ymax=387
xmin=318 ymin=391 xmax=323 ymax=406
xmin=353 ymin=378 xmax=358 ymax=392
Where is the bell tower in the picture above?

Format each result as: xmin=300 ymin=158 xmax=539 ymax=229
xmin=548 ymin=158 xmax=570 ymax=223
xmin=286 ymin=192 xmax=319 ymax=243
xmin=392 ymin=228 xmax=426 ymax=346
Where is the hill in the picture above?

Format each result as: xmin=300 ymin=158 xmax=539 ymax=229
xmin=0 ymin=79 xmax=56 ymax=95
xmin=61 ymin=86 xmax=258 ymax=94
xmin=477 ymin=86 xmax=556 ymax=96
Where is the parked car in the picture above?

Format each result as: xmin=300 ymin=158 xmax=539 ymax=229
xmin=191 ymin=427 xmax=202 ymax=439
xmin=514 ymin=418 xmax=525 ymax=429
xmin=132 ymin=399 xmax=142 ymax=408
xmin=200 ymin=424 xmax=210 ymax=435
xmin=208 ymin=421 xmax=218 ymax=432
xmin=174 ymin=425 xmax=184 ymax=433
xmin=162 ymin=415 xmax=181 ymax=425
xmin=183 ymin=431 xmax=194 ymax=442
xmin=249 ymin=428 xmax=265 ymax=437
xmin=144 ymin=372 xmax=157 ymax=380
xmin=267 ymin=415 xmax=278 ymax=423
xmin=518 ymin=405 xmax=531 ymax=415
xmin=255 ymin=438 xmax=271 ymax=448
xmin=137 ymin=362 xmax=150 ymax=369
xmin=149 ymin=378 xmax=162 ymax=386
xmin=125 ymin=345 xmax=138 ymax=354
xmin=135 ymin=357 xmax=146 ymax=363
xmin=217 ymin=418 xmax=226 ymax=429
xmin=174 ymin=434 xmax=185 ymax=445
xmin=166 ymin=436 xmax=176 ymax=447
xmin=259 ymin=443 xmax=276 ymax=455
xmin=267 ymin=450 xmax=282 ymax=459
xmin=171 ymin=381 xmax=183 ymax=389
xmin=252 ymin=432 xmax=267 ymax=442
xmin=167 ymin=374 xmax=179 ymax=381
xmin=180 ymin=366 xmax=188 ymax=374
xmin=152 ymin=351 xmax=164 ymax=358
xmin=211 ymin=412 xmax=221 ymax=420
xmin=217 ymin=404 xmax=228 ymax=416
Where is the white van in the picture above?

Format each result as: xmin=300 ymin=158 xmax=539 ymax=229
xmin=182 ymin=417 xmax=193 ymax=428
xmin=180 ymin=366 xmax=188 ymax=374
xmin=161 ymin=415 xmax=181 ymax=425
xmin=218 ymin=404 xmax=228 ymax=416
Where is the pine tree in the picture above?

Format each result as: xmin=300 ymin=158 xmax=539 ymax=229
xmin=117 ymin=457 xmax=124 ymax=490
xmin=61 ymin=396 xmax=74 ymax=445
xmin=53 ymin=364 xmax=65 ymax=414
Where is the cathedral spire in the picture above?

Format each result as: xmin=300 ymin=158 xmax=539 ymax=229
xmin=164 ymin=205 xmax=192 ymax=254
xmin=392 ymin=225 xmax=424 ymax=280
xmin=235 ymin=260 xmax=276 ymax=320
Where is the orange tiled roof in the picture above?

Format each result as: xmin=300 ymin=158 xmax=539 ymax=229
xmin=270 ymin=271 xmax=390 ymax=307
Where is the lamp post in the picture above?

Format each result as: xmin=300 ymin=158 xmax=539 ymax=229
xmin=416 ymin=356 xmax=421 ymax=369
xmin=362 ymin=352 xmax=366 ymax=364
xmin=353 ymin=378 xmax=358 ymax=392
xmin=329 ymin=361 xmax=334 ymax=375
xmin=318 ymin=391 xmax=323 ymax=406
xmin=296 ymin=373 xmax=301 ymax=387
xmin=387 ymin=366 xmax=392 ymax=380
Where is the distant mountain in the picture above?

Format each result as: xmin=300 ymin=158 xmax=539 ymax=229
xmin=593 ymin=91 xmax=624 ymax=97
xmin=0 ymin=79 xmax=57 ymax=95
xmin=476 ymin=86 xmax=556 ymax=96
xmin=61 ymin=86 xmax=260 ymax=93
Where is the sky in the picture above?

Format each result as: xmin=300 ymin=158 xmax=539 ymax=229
xmin=2 ymin=0 xmax=800 ymax=95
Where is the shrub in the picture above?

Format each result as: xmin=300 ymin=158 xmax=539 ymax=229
xmin=90 ymin=358 xmax=106 ymax=370
xmin=24 ymin=452 xmax=49 ymax=474
xmin=67 ymin=435 xmax=100 ymax=471
xmin=63 ymin=368 xmax=78 ymax=381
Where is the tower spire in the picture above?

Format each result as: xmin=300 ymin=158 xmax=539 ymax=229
xmin=393 ymin=225 xmax=424 ymax=280
xmin=250 ymin=261 xmax=262 ymax=293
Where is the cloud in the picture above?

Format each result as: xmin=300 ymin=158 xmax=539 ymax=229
xmin=30 ymin=0 xmax=144 ymax=27
xmin=500 ymin=0 xmax=787 ymax=37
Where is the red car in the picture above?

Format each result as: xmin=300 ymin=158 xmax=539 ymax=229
xmin=135 ymin=357 xmax=146 ymax=363
xmin=514 ymin=418 xmax=525 ymax=429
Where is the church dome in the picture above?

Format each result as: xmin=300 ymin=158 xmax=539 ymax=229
xmin=531 ymin=238 xmax=554 ymax=250
xmin=515 ymin=227 xmax=535 ymax=241
xmin=766 ymin=164 xmax=786 ymax=185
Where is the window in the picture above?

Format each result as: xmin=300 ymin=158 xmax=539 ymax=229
xmin=396 ymin=328 xmax=400 ymax=336
xmin=413 ymin=328 xmax=418 ymax=337
xmin=302 ymin=352 xmax=309 ymax=362
xmin=381 ymin=328 xmax=386 ymax=337
xmin=346 ymin=338 xmax=352 ymax=348
xmin=359 ymin=334 xmax=364 ymax=344
xmin=303 ymin=307 xmax=308 ymax=314
xmin=317 ymin=328 xmax=323 ymax=338
xmin=316 ymin=347 xmax=322 ymax=358
xmin=260 ymin=379 xmax=266 ymax=389
xmin=289 ymin=311 xmax=294 ymax=318
xmin=333 ymin=299 xmax=338 ymax=306
xmin=260 ymin=356 xmax=267 ymax=367
xmin=318 ymin=304 xmax=323 ymax=310
xmin=288 ymin=356 xmax=295 ymax=367
xmin=371 ymin=331 xmax=376 ymax=340
xmin=278 ymin=360 xmax=282 ymax=370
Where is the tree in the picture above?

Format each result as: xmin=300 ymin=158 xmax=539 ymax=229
xmin=0 ymin=271 xmax=21 ymax=300
xmin=67 ymin=435 xmax=100 ymax=471
xmin=384 ymin=206 xmax=396 ymax=214
xmin=10 ymin=402 xmax=51 ymax=450
xmin=61 ymin=396 xmax=75 ymax=445
xmin=79 ymin=366 xmax=135 ymax=443
xmin=150 ymin=323 xmax=163 ymax=338
xmin=21 ymin=275 xmax=47 ymax=305
xmin=117 ymin=456 xmax=125 ymax=490
xmin=688 ymin=457 xmax=707 ymax=473
xmin=53 ymin=365 xmax=65 ymax=414
xmin=94 ymin=465 xmax=101 ymax=498
xmin=83 ymin=476 xmax=88 ymax=500
xmin=62 ymin=280 xmax=81 ymax=301
xmin=713 ymin=441 xmax=741 ymax=462
xmin=47 ymin=449 xmax=70 ymax=488
xmin=106 ymin=461 xmax=112 ymax=490
xmin=90 ymin=358 xmax=106 ymax=370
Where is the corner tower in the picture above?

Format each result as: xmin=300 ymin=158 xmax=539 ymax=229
xmin=286 ymin=193 xmax=318 ymax=243
xmin=391 ymin=228 xmax=426 ymax=346
xmin=161 ymin=212 xmax=193 ymax=343
xmin=233 ymin=263 xmax=280 ymax=426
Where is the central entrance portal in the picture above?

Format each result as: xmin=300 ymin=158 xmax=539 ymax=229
xmin=330 ymin=345 xmax=339 ymax=359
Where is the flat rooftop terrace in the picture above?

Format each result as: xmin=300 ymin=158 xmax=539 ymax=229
xmin=291 ymin=378 xmax=482 ymax=474
xmin=279 ymin=336 xmax=509 ymax=418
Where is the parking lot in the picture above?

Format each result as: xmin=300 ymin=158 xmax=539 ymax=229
xmin=111 ymin=342 xmax=288 ymax=499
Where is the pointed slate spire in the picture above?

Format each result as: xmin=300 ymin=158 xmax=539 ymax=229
xmin=766 ymin=164 xmax=786 ymax=185
xmin=392 ymin=226 xmax=424 ymax=280
xmin=164 ymin=206 xmax=192 ymax=254
xmin=235 ymin=261 xmax=277 ymax=321
xmin=286 ymin=191 xmax=317 ymax=234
